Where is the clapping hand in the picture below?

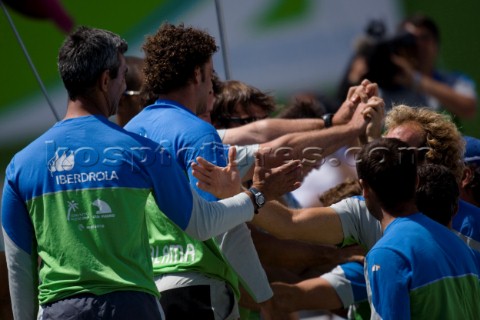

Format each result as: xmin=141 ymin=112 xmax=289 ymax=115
xmin=191 ymin=146 xmax=242 ymax=199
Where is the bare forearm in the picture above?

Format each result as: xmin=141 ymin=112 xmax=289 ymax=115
xmin=250 ymin=225 xmax=339 ymax=270
xmin=271 ymin=278 xmax=343 ymax=313
xmin=418 ymin=76 xmax=476 ymax=118
xmin=222 ymin=118 xmax=324 ymax=145
xmin=260 ymin=124 xmax=361 ymax=168
xmin=252 ymin=201 xmax=344 ymax=245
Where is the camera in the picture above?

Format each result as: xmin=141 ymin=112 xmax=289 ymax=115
xmin=361 ymin=20 xmax=418 ymax=89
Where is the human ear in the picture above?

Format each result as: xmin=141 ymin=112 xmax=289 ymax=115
xmin=461 ymin=167 xmax=474 ymax=188
xmin=359 ymin=179 xmax=368 ymax=198
xmin=99 ymin=69 xmax=110 ymax=93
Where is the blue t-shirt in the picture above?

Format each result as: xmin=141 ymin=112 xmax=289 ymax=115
xmin=124 ymin=100 xmax=273 ymax=303
xmin=125 ymin=100 xmax=227 ymax=201
xmin=452 ymin=199 xmax=480 ymax=250
xmin=365 ymin=213 xmax=480 ymax=320
xmin=341 ymin=262 xmax=368 ymax=303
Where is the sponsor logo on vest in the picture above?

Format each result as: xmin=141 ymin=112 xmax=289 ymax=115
xmin=151 ymin=244 xmax=196 ymax=264
xmin=66 ymin=199 xmax=115 ymax=223
xmin=47 ymin=146 xmax=120 ymax=184
xmin=55 ymin=171 xmax=119 ymax=185
xmin=92 ymin=199 xmax=114 ymax=218
xmin=48 ymin=150 xmax=75 ymax=173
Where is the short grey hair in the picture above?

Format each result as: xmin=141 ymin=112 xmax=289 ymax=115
xmin=58 ymin=26 xmax=128 ymax=99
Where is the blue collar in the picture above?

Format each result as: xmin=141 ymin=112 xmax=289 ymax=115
xmin=150 ymin=99 xmax=196 ymax=116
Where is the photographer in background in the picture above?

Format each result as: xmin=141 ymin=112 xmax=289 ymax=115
xmin=338 ymin=14 xmax=477 ymax=120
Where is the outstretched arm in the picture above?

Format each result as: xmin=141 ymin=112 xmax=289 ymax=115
xmin=270 ymin=277 xmax=343 ymax=313
xmin=221 ymin=118 xmax=325 ymax=145
xmin=153 ymin=145 xmax=301 ymax=240
xmin=221 ymin=80 xmax=380 ymax=146
xmin=258 ymin=96 xmax=384 ymax=176
xmin=392 ymin=55 xmax=476 ymax=119
xmin=250 ymin=224 xmax=364 ymax=272
xmin=192 ymin=146 xmax=242 ymax=199
xmin=416 ymin=75 xmax=476 ymax=118
xmin=192 ymin=155 xmax=345 ymax=245
xmin=251 ymin=201 xmax=345 ymax=245
xmin=192 ymin=150 xmax=302 ymax=202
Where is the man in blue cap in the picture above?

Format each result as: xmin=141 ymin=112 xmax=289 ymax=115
xmin=461 ymin=136 xmax=480 ymax=207
xmin=454 ymin=136 xmax=480 ymax=251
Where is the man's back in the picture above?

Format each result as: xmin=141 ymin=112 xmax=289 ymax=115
xmin=2 ymin=115 xmax=198 ymax=306
xmin=126 ymin=100 xmax=251 ymax=318
xmin=366 ymin=213 xmax=480 ymax=319
xmin=126 ymin=101 xmax=227 ymax=199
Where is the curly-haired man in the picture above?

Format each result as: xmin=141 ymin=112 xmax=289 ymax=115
xmin=124 ymin=23 xmax=277 ymax=319
xmin=385 ymin=105 xmax=465 ymax=181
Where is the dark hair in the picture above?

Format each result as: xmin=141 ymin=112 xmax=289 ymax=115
xmin=399 ymin=13 xmax=440 ymax=44
xmin=277 ymin=97 xmax=327 ymax=119
xmin=211 ymin=80 xmax=276 ymax=128
xmin=356 ymin=138 xmax=417 ymax=211
xmin=142 ymin=23 xmax=217 ymax=95
xmin=211 ymin=72 xmax=224 ymax=96
xmin=125 ymin=56 xmax=144 ymax=91
xmin=58 ymin=26 xmax=128 ymax=100
xmin=416 ymin=163 xmax=459 ymax=226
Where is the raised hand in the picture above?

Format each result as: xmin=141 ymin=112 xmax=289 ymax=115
xmin=346 ymin=94 xmax=381 ymax=133
xmin=333 ymin=79 xmax=379 ymax=125
xmin=361 ymin=96 xmax=385 ymax=143
xmin=251 ymin=152 xmax=302 ymax=202
xmin=191 ymin=146 xmax=242 ymax=199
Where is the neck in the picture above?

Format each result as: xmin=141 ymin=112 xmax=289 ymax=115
xmin=158 ymin=85 xmax=197 ymax=114
xmin=379 ymin=200 xmax=418 ymax=231
xmin=64 ymin=95 xmax=109 ymax=120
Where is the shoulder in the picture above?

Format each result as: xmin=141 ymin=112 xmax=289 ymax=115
xmin=331 ymin=196 xmax=382 ymax=249
xmin=453 ymin=200 xmax=480 ymax=232
xmin=330 ymin=196 xmax=366 ymax=212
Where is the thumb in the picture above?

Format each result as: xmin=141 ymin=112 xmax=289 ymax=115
xmin=255 ymin=151 xmax=265 ymax=168
xmin=228 ymin=146 xmax=237 ymax=167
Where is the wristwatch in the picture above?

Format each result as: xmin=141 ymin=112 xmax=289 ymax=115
xmin=322 ymin=113 xmax=334 ymax=128
xmin=249 ymin=187 xmax=265 ymax=214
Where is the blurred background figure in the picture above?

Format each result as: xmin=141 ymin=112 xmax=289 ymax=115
xmin=336 ymin=14 xmax=477 ymax=121
xmin=116 ymin=56 xmax=144 ymax=127
xmin=461 ymin=136 xmax=480 ymax=208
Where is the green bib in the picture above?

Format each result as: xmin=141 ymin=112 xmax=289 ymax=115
xmin=146 ymin=194 xmax=240 ymax=298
